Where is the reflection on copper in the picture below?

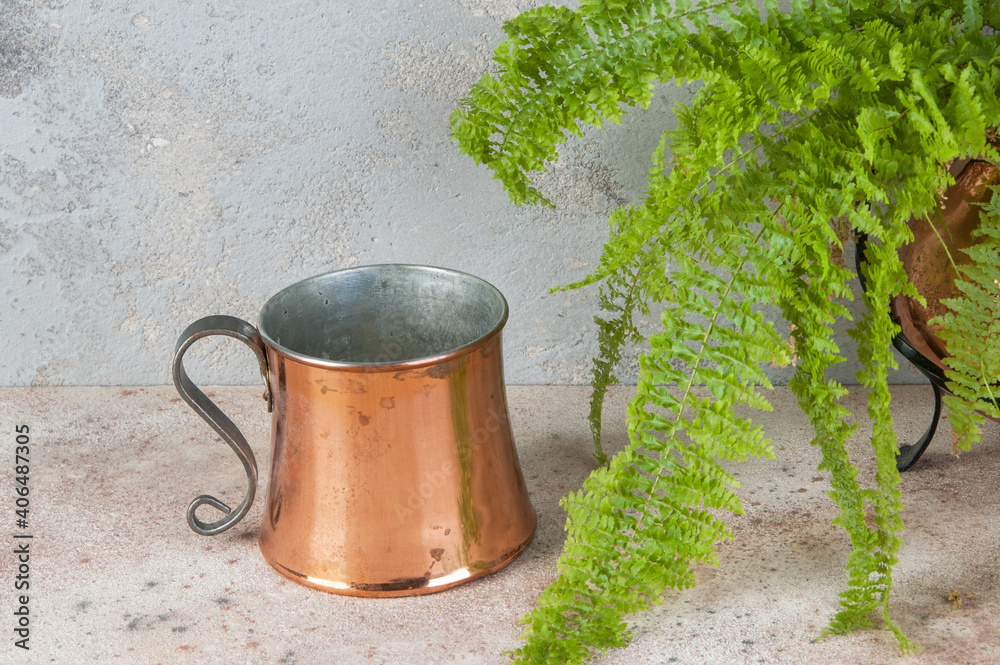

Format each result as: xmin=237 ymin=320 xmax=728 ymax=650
xmin=258 ymin=331 xmax=537 ymax=597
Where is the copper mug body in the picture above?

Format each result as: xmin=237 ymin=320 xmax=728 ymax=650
xmin=172 ymin=265 xmax=537 ymax=596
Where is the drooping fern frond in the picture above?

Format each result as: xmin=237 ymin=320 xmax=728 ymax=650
xmin=843 ymin=221 xmax=913 ymax=646
xmin=935 ymin=189 xmax=1000 ymax=451
xmin=452 ymin=0 xmax=1000 ymax=662
xmin=516 ymin=221 xmax=790 ymax=664
xmin=578 ymin=208 xmax=670 ymax=465
xmin=451 ymin=0 xmax=749 ymax=207
xmin=586 ymin=277 xmax=639 ymax=467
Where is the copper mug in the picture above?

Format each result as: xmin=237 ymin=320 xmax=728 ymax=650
xmin=172 ymin=264 xmax=536 ymax=596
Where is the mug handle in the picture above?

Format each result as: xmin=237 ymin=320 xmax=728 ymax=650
xmin=172 ymin=315 xmax=273 ymax=536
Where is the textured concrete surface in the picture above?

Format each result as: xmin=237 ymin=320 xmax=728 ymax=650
xmin=1 ymin=0 xmax=913 ymax=388
xmin=0 ymin=0 xmax=639 ymax=387
xmin=0 ymin=384 xmax=997 ymax=664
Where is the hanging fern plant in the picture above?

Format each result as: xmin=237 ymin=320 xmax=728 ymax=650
xmin=452 ymin=1 xmax=1000 ymax=663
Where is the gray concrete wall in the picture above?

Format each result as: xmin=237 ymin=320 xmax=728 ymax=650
xmin=1 ymin=0 xmax=912 ymax=387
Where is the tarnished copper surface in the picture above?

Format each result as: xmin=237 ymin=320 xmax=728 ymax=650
xmin=896 ymin=158 xmax=1000 ymax=362
xmin=258 ymin=332 xmax=536 ymax=597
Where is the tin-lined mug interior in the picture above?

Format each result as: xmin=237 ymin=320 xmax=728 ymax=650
xmin=258 ymin=265 xmax=508 ymax=367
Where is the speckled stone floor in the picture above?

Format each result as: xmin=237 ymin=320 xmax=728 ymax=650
xmin=0 ymin=385 xmax=997 ymax=664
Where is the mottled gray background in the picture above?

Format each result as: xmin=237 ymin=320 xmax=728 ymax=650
xmin=1 ymin=0 xmax=916 ymax=387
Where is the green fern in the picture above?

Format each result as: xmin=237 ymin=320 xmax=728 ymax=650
xmin=452 ymin=1 xmax=1000 ymax=662
xmin=934 ymin=191 xmax=1000 ymax=450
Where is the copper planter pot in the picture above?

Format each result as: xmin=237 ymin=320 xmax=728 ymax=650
xmin=172 ymin=265 xmax=537 ymax=596
xmin=894 ymin=157 xmax=1000 ymax=366
xmin=857 ymin=155 xmax=1000 ymax=469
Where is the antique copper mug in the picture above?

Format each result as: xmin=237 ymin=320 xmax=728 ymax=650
xmin=172 ymin=265 xmax=536 ymax=596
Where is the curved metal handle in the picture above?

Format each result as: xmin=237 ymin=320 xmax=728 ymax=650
xmin=172 ymin=315 xmax=272 ymax=536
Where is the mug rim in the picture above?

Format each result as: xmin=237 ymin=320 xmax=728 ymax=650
xmin=256 ymin=264 xmax=509 ymax=372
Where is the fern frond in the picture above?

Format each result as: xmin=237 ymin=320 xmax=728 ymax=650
xmin=585 ymin=267 xmax=645 ymax=466
xmin=450 ymin=0 xmax=762 ymax=206
xmin=935 ymin=188 xmax=1000 ymax=451
xmin=452 ymin=1 xmax=1000 ymax=662
xmin=514 ymin=226 xmax=786 ymax=664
